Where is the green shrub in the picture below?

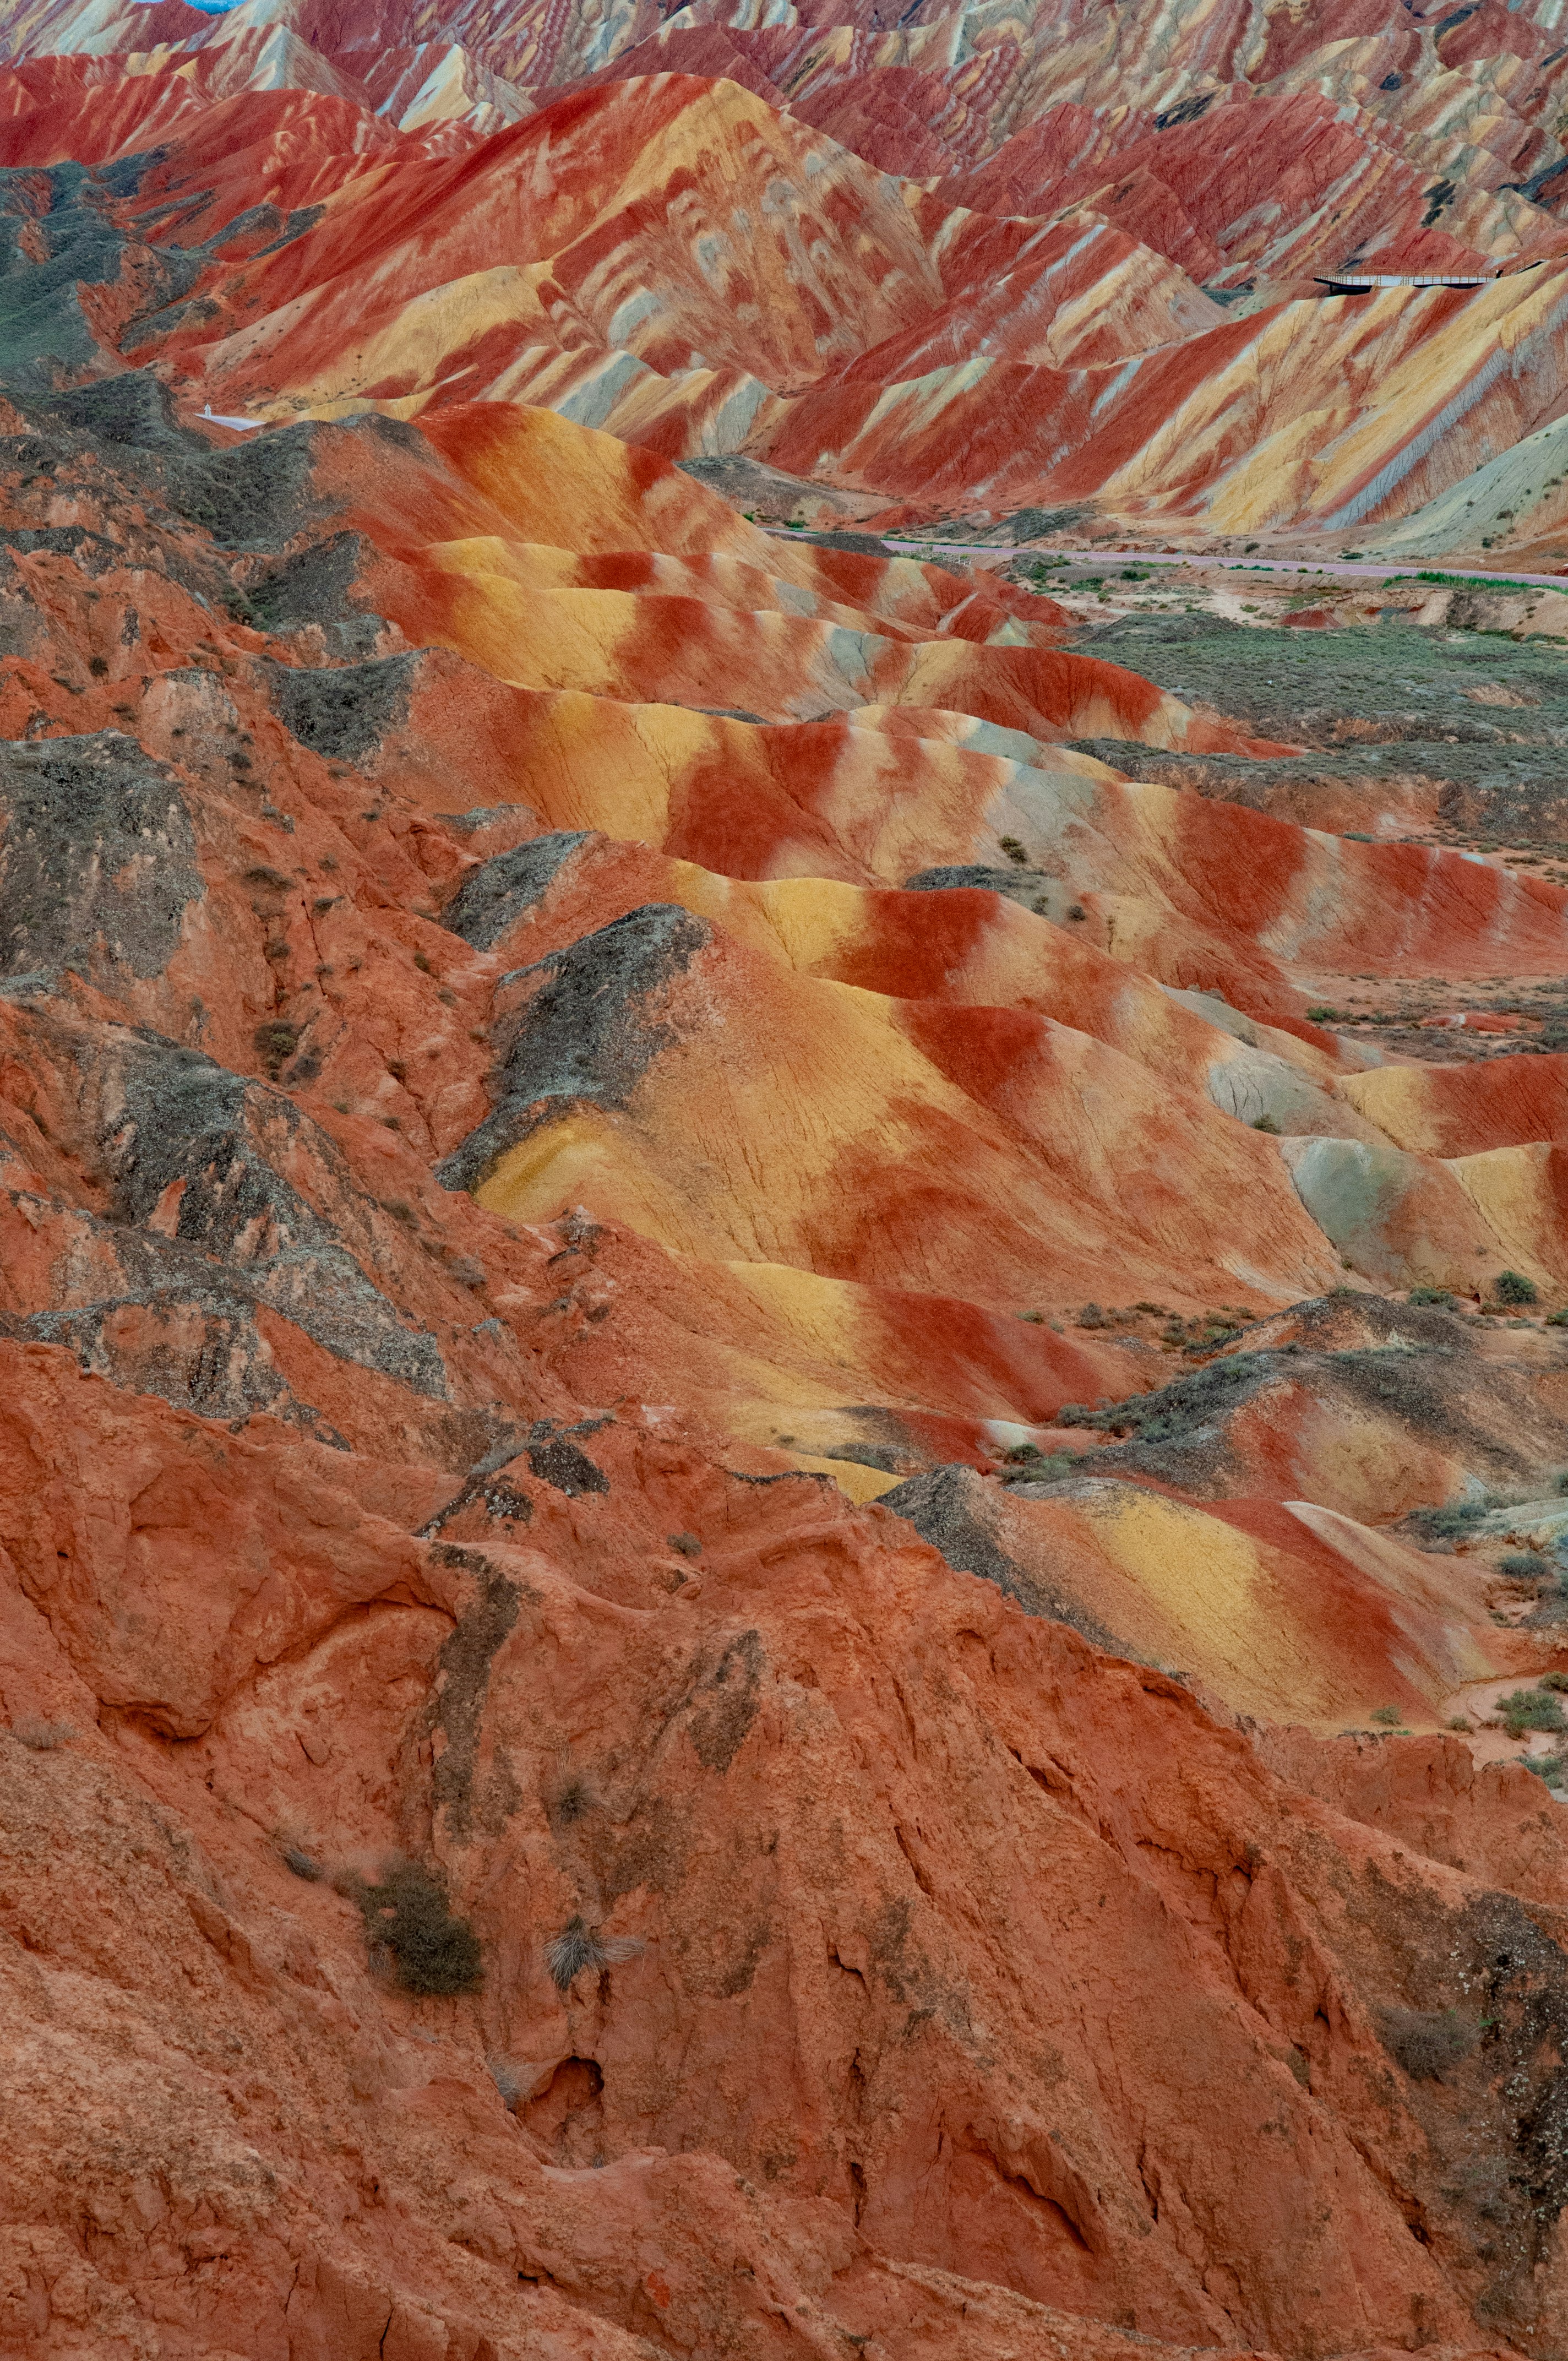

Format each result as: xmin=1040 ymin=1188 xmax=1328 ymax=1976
xmin=1252 ymin=1113 xmax=1281 ymax=1134
xmin=1001 ymin=1444 xmax=1078 ymax=1484
xmin=1495 ymin=1269 xmax=1539 ymax=1306
xmin=1496 ymin=1688 xmax=1568 ymax=1738
xmin=1407 ymin=1500 xmax=1488 ymax=1542
xmin=1369 ymin=1704 xmax=1407 ymax=1728
xmin=1408 ymin=1286 xmax=1457 ymax=1309
xmin=1414 ymin=569 xmax=1541 ymax=593
xmin=1055 ymin=1352 xmax=1267 ymax=1443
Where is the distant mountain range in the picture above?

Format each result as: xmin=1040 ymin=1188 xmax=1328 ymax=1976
xmin=8 ymin=0 xmax=1568 ymax=552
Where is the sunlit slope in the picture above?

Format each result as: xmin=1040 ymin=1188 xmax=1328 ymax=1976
xmin=270 ymin=396 xmax=1568 ymax=1329
xmin=175 ymin=77 xmax=961 ymax=406
xmin=756 ymin=261 xmax=1568 ymax=530
xmin=241 ymin=406 xmax=1568 ymax=1073
xmin=883 ymin=1465 xmax=1507 ymax=1731
xmin=1344 ymin=1056 xmax=1568 ymax=1157
xmin=454 ymin=916 xmax=1343 ymax=1307
xmin=9 ymin=19 xmax=1568 ymax=2358
xmin=12 ymin=43 xmax=1568 ymax=536
xmin=2 ymin=323 xmax=1560 ymax=1528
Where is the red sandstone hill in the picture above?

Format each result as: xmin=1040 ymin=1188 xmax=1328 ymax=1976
xmin=9 ymin=0 xmax=1568 ymax=546
xmin=6 ymin=4 xmax=1568 ymax=2357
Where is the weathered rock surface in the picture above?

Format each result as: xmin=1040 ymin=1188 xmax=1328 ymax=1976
xmin=5 ymin=35 xmax=1568 ymax=2357
xmin=6 ymin=1336 xmax=1568 ymax=2360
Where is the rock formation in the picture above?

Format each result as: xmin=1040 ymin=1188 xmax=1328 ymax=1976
xmin=6 ymin=6 xmax=1568 ymax=2357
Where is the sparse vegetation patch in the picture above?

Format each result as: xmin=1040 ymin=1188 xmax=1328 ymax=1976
xmin=348 ymin=1860 xmax=482 ymax=1995
xmin=1496 ymin=1688 xmax=1568 ymax=1738
xmin=1379 ymin=2006 xmax=1480 ymax=2080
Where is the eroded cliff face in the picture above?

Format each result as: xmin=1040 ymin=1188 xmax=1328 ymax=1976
xmin=4 ymin=217 xmax=1568 ymax=2361
xmin=9 ymin=1337 xmax=1568 ymax=2361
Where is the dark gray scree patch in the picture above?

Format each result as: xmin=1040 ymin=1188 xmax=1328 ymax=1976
xmin=880 ymin=1463 xmax=1123 ymax=1651
xmin=438 ymin=902 xmax=711 ymax=1192
xmin=265 ymin=649 xmax=417 ymax=763
xmin=440 ymin=833 xmax=592 ymax=949
xmin=101 ymin=1035 xmax=448 ymax=1396
xmin=0 ymin=732 xmax=201 ymax=982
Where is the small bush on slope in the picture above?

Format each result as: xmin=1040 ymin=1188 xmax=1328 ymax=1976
xmin=1379 ymin=2007 xmax=1480 ymax=2081
xmin=544 ymin=1915 xmax=643 ymax=1992
xmin=1496 ymin=1689 xmax=1568 ymax=1739
xmin=350 ymin=1860 xmax=482 ymax=1995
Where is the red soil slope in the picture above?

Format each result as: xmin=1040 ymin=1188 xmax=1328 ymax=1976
xmin=6 ymin=10 xmax=1568 ymax=2358
xmin=0 ymin=356 xmax=1565 ymax=2360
